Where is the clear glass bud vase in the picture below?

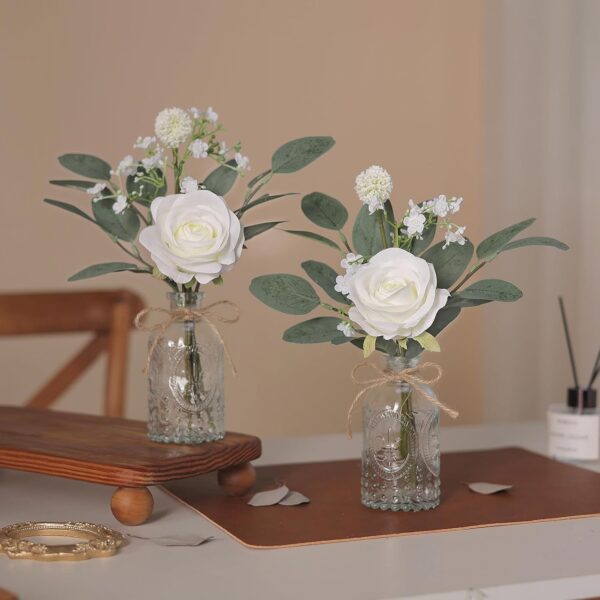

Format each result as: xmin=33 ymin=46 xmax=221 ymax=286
xmin=361 ymin=354 xmax=440 ymax=511
xmin=147 ymin=292 xmax=224 ymax=444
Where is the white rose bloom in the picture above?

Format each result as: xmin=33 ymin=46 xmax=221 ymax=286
xmin=139 ymin=190 xmax=244 ymax=284
xmin=154 ymin=107 xmax=193 ymax=148
xmin=346 ymin=248 xmax=449 ymax=340
xmin=354 ymin=165 xmax=393 ymax=214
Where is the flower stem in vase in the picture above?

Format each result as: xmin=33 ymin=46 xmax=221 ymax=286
xmin=399 ymin=388 xmax=418 ymax=488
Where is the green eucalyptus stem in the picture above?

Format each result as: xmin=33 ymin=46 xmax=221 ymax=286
xmin=320 ymin=302 xmax=348 ymax=317
xmin=338 ymin=230 xmax=353 ymax=253
xmin=376 ymin=210 xmax=389 ymax=249
xmin=450 ymin=261 xmax=487 ymax=294
xmin=172 ymin=148 xmax=182 ymax=193
xmin=241 ymin=170 xmax=272 ymax=208
xmin=131 ymin=205 xmax=151 ymax=226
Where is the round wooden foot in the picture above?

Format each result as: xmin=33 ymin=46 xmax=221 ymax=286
xmin=218 ymin=462 xmax=256 ymax=496
xmin=111 ymin=486 xmax=154 ymax=525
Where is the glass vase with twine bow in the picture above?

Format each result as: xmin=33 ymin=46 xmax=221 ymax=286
xmin=348 ymin=355 xmax=458 ymax=511
xmin=135 ymin=291 xmax=238 ymax=444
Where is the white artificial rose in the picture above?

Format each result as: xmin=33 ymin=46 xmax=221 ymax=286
xmin=346 ymin=247 xmax=449 ymax=340
xmin=139 ymin=190 xmax=244 ymax=285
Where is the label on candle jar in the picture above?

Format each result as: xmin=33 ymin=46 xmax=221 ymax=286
xmin=547 ymin=408 xmax=600 ymax=460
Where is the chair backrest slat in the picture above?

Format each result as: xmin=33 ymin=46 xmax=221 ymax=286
xmin=0 ymin=289 xmax=144 ymax=416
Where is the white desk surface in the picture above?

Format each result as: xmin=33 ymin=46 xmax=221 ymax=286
xmin=1 ymin=422 xmax=600 ymax=600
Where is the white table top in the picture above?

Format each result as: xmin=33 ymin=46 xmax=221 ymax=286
xmin=1 ymin=422 xmax=600 ymax=600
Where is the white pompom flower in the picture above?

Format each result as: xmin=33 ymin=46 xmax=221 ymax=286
xmin=139 ymin=190 xmax=244 ymax=284
xmin=354 ymin=165 xmax=393 ymax=214
xmin=154 ymin=108 xmax=193 ymax=148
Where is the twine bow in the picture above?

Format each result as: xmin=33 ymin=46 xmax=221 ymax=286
xmin=134 ymin=301 xmax=240 ymax=375
xmin=347 ymin=361 xmax=458 ymax=438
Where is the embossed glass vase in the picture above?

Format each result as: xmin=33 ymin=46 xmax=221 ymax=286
xmin=147 ymin=291 xmax=224 ymax=444
xmin=361 ymin=354 xmax=440 ymax=511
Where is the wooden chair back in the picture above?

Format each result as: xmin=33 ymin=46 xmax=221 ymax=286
xmin=0 ymin=289 xmax=144 ymax=417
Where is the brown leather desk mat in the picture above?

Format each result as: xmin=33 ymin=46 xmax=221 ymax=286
xmin=163 ymin=447 xmax=600 ymax=548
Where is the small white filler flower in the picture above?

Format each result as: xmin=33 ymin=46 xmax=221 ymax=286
xmin=86 ymin=182 xmax=106 ymax=196
xmin=443 ymin=225 xmax=467 ymax=249
xmin=112 ymin=195 xmax=128 ymax=214
xmin=402 ymin=200 xmax=426 ymax=237
xmin=235 ymin=152 xmax=250 ymax=170
xmin=180 ymin=176 xmax=199 ymax=193
xmin=116 ymin=155 xmax=137 ymax=177
xmin=336 ymin=321 xmax=357 ymax=338
xmin=205 ymin=106 xmax=218 ymax=123
xmin=154 ymin=108 xmax=193 ymax=148
xmin=354 ymin=165 xmax=393 ymax=214
xmin=189 ymin=139 xmax=209 ymax=159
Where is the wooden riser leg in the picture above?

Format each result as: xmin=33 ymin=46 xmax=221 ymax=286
xmin=217 ymin=462 xmax=256 ymax=496
xmin=111 ymin=486 xmax=154 ymax=525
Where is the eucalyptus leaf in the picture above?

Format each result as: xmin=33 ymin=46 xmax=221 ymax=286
xmin=92 ymin=197 xmax=140 ymax=241
xmin=68 ymin=262 xmax=142 ymax=281
xmin=284 ymin=230 xmax=341 ymax=252
xmin=467 ymin=482 xmax=513 ymax=495
xmin=203 ymin=160 xmax=238 ymax=196
xmin=352 ymin=205 xmax=392 ymax=256
xmin=238 ymin=192 xmax=298 ymax=215
xmin=459 ymin=279 xmax=523 ymax=302
xmin=49 ymin=179 xmax=98 ymax=191
xmin=411 ymin=221 xmax=437 ymax=255
xmin=384 ymin=199 xmax=395 ymax=224
xmin=250 ymin=274 xmax=320 ymax=314
xmin=283 ymin=317 xmax=342 ymax=343
xmin=447 ymin=296 xmax=491 ymax=309
xmin=126 ymin=168 xmax=166 ymax=204
xmin=501 ymin=236 xmax=569 ymax=252
xmin=58 ymin=153 xmax=112 ymax=180
xmin=248 ymin=485 xmax=290 ymax=507
xmin=476 ymin=218 xmax=535 ymax=261
xmin=271 ymin=136 xmax=335 ymax=174
xmin=422 ymin=240 xmax=474 ymax=289
xmin=244 ymin=221 xmax=285 ymax=241
xmin=279 ymin=491 xmax=310 ymax=505
xmin=301 ymin=192 xmax=348 ymax=230
xmin=44 ymin=198 xmax=95 ymax=224
xmin=301 ymin=260 xmax=350 ymax=304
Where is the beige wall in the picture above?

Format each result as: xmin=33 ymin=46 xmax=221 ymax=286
xmin=0 ymin=0 xmax=483 ymax=436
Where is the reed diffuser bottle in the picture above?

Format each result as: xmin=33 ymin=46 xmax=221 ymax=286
xmin=547 ymin=298 xmax=600 ymax=461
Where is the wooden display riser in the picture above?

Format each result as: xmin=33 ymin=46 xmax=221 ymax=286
xmin=0 ymin=406 xmax=261 ymax=525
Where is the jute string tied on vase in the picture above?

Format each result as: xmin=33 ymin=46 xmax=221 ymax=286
xmin=134 ymin=300 xmax=240 ymax=375
xmin=347 ymin=361 xmax=459 ymax=438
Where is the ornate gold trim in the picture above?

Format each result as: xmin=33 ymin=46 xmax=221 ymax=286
xmin=0 ymin=521 xmax=126 ymax=561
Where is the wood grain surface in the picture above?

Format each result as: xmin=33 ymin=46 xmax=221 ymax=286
xmin=164 ymin=447 xmax=600 ymax=548
xmin=0 ymin=406 xmax=261 ymax=486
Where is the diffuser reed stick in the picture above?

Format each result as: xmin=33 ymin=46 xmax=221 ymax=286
xmin=558 ymin=297 xmax=579 ymax=388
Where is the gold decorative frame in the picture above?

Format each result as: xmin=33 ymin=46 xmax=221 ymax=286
xmin=0 ymin=521 xmax=126 ymax=561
